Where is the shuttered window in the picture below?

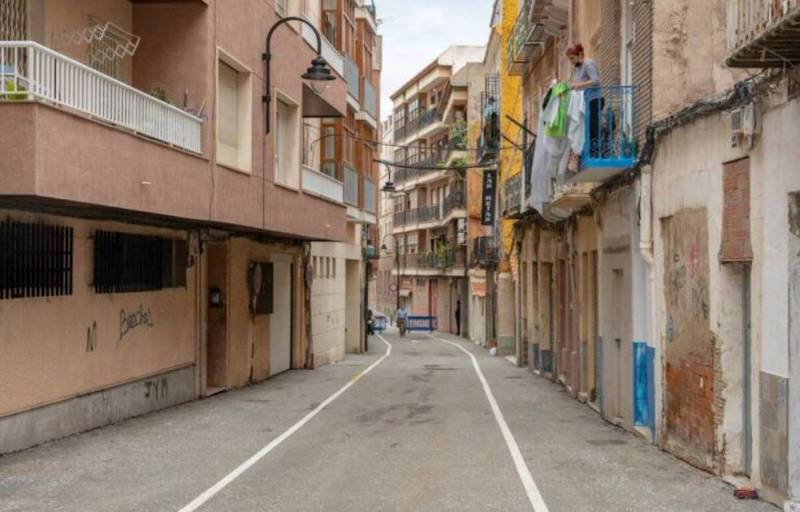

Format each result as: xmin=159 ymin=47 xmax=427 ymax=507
xmin=218 ymin=61 xmax=239 ymax=150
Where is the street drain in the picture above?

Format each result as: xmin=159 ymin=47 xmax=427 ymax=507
xmin=505 ymin=376 xmax=523 ymax=379
xmin=586 ymin=439 xmax=628 ymax=446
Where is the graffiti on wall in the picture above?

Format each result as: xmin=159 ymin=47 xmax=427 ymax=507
xmin=119 ymin=304 xmax=155 ymax=342
xmin=85 ymin=321 xmax=98 ymax=352
xmin=144 ymin=376 xmax=168 ymax=400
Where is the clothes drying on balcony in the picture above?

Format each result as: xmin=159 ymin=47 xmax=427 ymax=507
xmin=525 ymin=86 xmax=585 ymax=215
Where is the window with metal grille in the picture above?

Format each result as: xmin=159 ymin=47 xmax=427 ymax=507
xmin=93 ymin=231 xmax=187 ymax=294
xmin=0 ymin=221 xmax=74 ymax=300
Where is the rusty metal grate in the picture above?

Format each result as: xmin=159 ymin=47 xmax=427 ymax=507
xmin=0 ymin=220 xmax=74 ymax=300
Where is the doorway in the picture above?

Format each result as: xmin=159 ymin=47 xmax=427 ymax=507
xmin=270 ymin=253 xmax=293 ymax=376
xmin=206 ymin=242 xmax=229 ymax=395
xmin=606 ymin=268 xmax=625 ymax=421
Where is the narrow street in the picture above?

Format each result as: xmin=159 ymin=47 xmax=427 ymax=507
xmin=0 ymin=330 xmax=775 ymax=512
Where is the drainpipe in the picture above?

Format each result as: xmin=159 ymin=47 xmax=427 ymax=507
xmin=638 ymin=164 xmax=657 ymax=442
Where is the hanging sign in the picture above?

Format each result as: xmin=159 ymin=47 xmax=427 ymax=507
xmin=481 ymin=169 xmax=497 ymax=226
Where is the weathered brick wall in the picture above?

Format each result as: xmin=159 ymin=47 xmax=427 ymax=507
xmin=719 ymin=157 xmax=753 ymax=263
xmin=632 ymin=0 xmax=653 ymax=142
xmin=597 ymin=0 xmax=621 ymax=85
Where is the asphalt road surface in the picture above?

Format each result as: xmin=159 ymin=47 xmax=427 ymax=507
xmin=0 ymin=330 xmax=777 ymax=511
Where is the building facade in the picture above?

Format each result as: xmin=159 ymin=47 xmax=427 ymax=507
xmin=387 ymin=46 xmax=484 ymax=335
xmin=497 ymin=0 xmax=800 ymax=508
xmin=0 ymin=0 xmax=379 ymax=454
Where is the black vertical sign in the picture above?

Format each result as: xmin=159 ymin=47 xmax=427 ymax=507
xmin=481 ymin=169 xmax=497 ymax=226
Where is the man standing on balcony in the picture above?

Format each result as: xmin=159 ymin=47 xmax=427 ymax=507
xmin=566 ymin=43 xmax=602 ymax=157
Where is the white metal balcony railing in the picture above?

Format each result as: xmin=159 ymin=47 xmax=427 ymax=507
xmin=362 ymin=78 xmax=377 ymax=119
xmin=344 ymin=56 xmax=359 ymax=100
xmin=302 ymin=164 xmax=343 ymax=204
xmin=344 ymin=164 xmax=359 ymax=206
xmin=0 ymin=41 xmax=202 ymax=153
xmin=727 ymin=0 xmax=800 ymax=67
xmin=363 ymin=176 xmax=376 ymax=213
xmin=302 ymin=21 xmax=344 ymax=77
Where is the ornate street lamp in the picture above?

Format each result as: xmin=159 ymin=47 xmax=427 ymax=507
xmin=263 ymin=17 xmax=335 ymax=133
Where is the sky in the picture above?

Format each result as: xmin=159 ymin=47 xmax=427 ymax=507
xmin=375 ymin=0 xmax=494 ymax=117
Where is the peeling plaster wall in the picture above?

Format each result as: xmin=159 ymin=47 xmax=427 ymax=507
xmin=651 ymin=0 xmax=740 ymax=121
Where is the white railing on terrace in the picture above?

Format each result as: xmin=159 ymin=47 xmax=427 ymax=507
xmin=728 ymin=0 xmax=799 ymax=51
xmin=302 ymin=165 xmax=343 ymax=204
xmin=0 ymin=42 xmax=202 ymax=153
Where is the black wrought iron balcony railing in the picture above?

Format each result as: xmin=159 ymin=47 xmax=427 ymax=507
xmin=472 ymin=236 xmax=499 ymax=268
xmin=398 ymin=247 xmax=466 ymax=272
xmin=443 ymin=190 xmax=466 ymax=217
xmin=502 ymin=173 xmax=522 ymax=218
xmin=477 ymin=79 xmax=500 ymax=164
xmin=392 ymin=203 xmax=441 ymax=227
xmin=403 ymin=108 xmax=442 ymax=140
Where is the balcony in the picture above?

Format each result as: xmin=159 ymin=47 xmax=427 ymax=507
xmin=501 ymin=173 xmax=523 ymax=219
xmin=472 ymin=236 xmax=499 ymax=268
xmin=443 ymin=189 xmax=466 ymax=218
xmin=477 ymin=78 xmax=500 ymax=164
xmin=344 ymin=56 xmax=360 ymax=102
xmin=548 ymin=182 xmax=593 ymax=219
xmin=572 ymin=85 xmax=639 ymax=183
xmin=363 ymin=175 xmax=376 ymax=213
xmin=506 ymin=0 xmax=568 ymax=76
xmin=397 ymin=247 xmax=467 ymax=275
xmin=302 ymin=164 xmax=343 ymax=204
xmin=0 ymin=41 xmax=202 ymax=153
xmin=727 ymin=0 xmax=800 ymax=68
xmin=362 ymin=78 xmax=378 ymax=120
xmin=402 ymin=108 xmax=443 ymax=142
xmin=392 ymin=203 xmax=441 ymax=228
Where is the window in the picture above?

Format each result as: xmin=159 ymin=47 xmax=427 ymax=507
xmin=0 ymin=220 xmax=73 ymax=300
xmin=275 ymin=96 xmax=300 ymax=187
xmin=217 ymin=52 xmax=253 ymax=172
xmin=321 ymin=122 xmax=338 ymax=178
xmin=93 ymin=231 xmax=187 ymax=294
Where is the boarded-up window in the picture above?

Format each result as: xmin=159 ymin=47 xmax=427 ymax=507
xmin=719 ymin=158 xmax=753 ymax=263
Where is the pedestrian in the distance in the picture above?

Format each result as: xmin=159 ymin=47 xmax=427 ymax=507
xmin=455 ymin=300 xmax=461 ymax=336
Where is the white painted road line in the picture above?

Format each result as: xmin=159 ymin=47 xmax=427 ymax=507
xmin=178 ymin=335 xmax=393 ymax=512
xmin=433 ymin=335 xmax=550 ymax=512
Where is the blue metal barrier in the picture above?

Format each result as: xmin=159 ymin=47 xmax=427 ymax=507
xmin=407 ymin=316 xmax=437 ymax=332
xmin=373 ymin=316 xmax=387 ymax=333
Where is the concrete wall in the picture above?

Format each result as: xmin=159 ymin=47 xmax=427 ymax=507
xmin=651 ymin=92 xmax=800 ymax=504
xmin=0 ymin=210 xmax=197 ymax=420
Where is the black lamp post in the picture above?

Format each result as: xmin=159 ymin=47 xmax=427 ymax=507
xmin=381 ymin=171 xmax=411 ymax=315
xmin=263 ymin=17 xmax=335 ymax=133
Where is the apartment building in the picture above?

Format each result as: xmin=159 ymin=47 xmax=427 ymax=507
xmin=497 ymin=0 xmax=800 ymax=507
xmin=306 ymin=0 xmax=381 ymax=362
xmin=374 ymin=115 xmax=396 ymax=318
xmin=387 ymin=46 xmax=483 ymax=335
xmin=0 ymin=0 xmax=379 ymax=454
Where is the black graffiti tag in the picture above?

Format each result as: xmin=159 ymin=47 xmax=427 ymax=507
xmin=119 ymin=305 xmax=155 ymax=342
